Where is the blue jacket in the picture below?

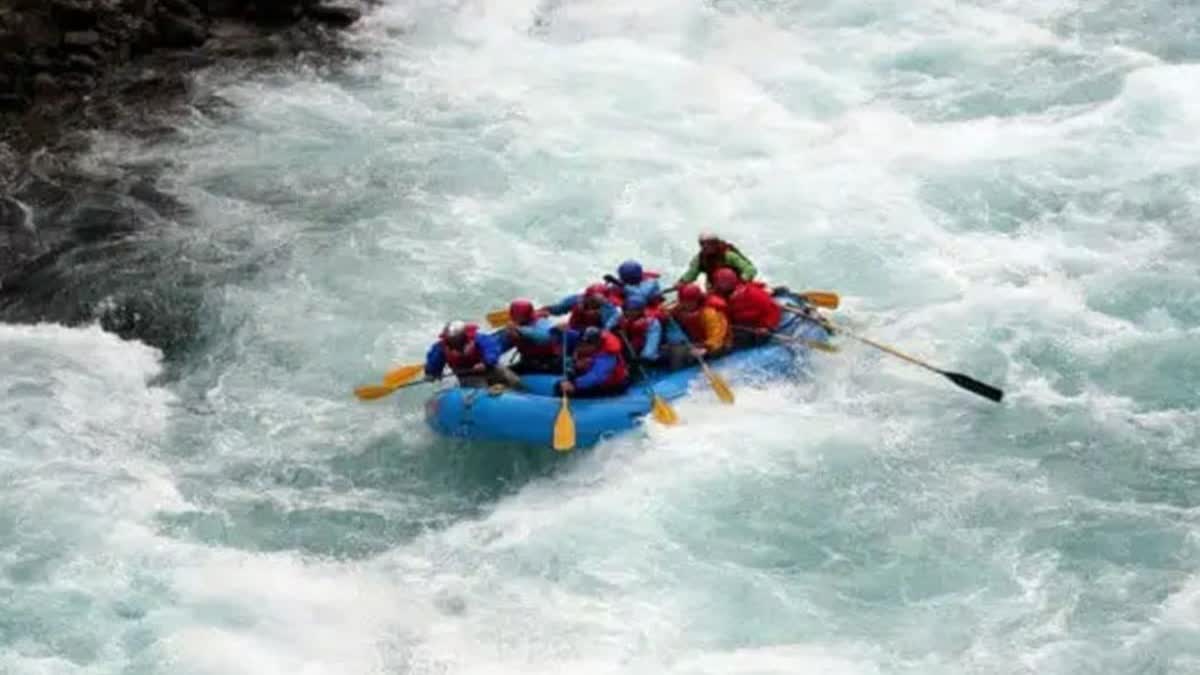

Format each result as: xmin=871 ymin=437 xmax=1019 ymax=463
xmin=626 ymin=316 xmax=663 ymax=361
xmin=424 ymin=333 xmax=502 ymax=377
xmin=545 ymin=293 xmax=620 ymax=331
xmin=618 ymin=278 xmax=662 ymax=307
xmin=662 ymin=315 xmax=689 ymax=345
xmin=492 ymin=316 xmax=556 ymax=353
xmin=557 ymin=328 xmax=624 ymax=390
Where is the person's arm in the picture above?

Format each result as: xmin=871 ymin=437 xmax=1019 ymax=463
xmin=573 ymin=353 xmax=616 ymax=389
xmin=676 ymin=254 xmax=702 ymax=285
xmin=516 ymin=317 xmax=554 ymax=343
xmin=544 ymin=294 xmax=579 ymax=316
xmin=701 ymin=308 xmax=729 ymax=352
xmin=641 ymin=319 xmax=662 ymax=360
xmin=424 ymin=342 xmax=445 ymax=378
xmin=726 ymin=250 xmax=757 ymax=280
xmin=600 ymin=303 xmax=621 ymax=331
xmin=663 ymin=314 xmax=688 ymax=344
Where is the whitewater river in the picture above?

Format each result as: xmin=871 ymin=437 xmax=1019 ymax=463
xmin=3 ymin=1 xmax=1200 ymax=673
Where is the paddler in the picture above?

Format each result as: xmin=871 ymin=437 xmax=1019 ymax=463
xmin=609 ymin=259 xmax=663 ymax=308
xmin=544 ymin=283 xmax=621 ymax=331
xmin=662 ymin=283 xmax=731 ymax=369
xmin=496 ymin=299 xmax=560 ymax=374
xmin=675 ymin=232 xmax=758 ymax=290
xmin=710 ymin=267 xmax=781 ymax=347
xmin=617 ymin=295 xmax=664 ymax=364
xmin=425 ymin=320 xmax=522 ymax=389
xmin=553 ymin=326 xmax=631 ymax=398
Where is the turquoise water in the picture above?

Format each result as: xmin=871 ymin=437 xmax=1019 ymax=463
xmin=4 ymin=1 xmax=1200 ymax=673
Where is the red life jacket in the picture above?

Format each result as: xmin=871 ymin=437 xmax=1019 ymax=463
xmin=670 ymin=296 xmax=727 ymax=343
xmin=514 ymin=312 xmax=559 ymax=359
xmin=441 ymin=324 xmax=483 ymax=370
xmin=568 ymin=303 xmax=603 ymax=330
xmin=573 ymin=331 xmax=628 ymax=387
xmin=726 ymin=281 xmax=781 ymax=330
xmin=619 ymin=307 xmax=663 ymax=354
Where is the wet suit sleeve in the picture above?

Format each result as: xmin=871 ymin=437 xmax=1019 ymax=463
xmin=573 ymin=353 xmax=617 ymax=390
xmin=477 ymin=334 xmax=502 ymax=367
xmin=600 ymin=303 xmax=621 ymax=331
xmin=424 ymin=342 xmax=446 ymax=378
xmin=701 ymin=308 xmax=729 ymax=352
xmin=516 ymin=317 xmax=554 ymax=344
xmin=677 ymin=254 xmax=702 ymax=285
xmin=641 ymin=319 xmax=662 ymax=360
xmin=726 ymin=250 xmax=757 ymax=281
xmin=545 ymin=294 xmax=580 ymax=316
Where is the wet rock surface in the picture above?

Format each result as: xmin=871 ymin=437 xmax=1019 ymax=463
xmin=0 ymin=0 xmax=375 ymax=358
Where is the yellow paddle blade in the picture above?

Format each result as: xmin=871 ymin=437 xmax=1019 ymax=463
xmin=651 ymin=395 xmax=679 ymax=425
xmin=708 ymin=371 xmax=735 ymax=404
xmin=806 ymin=340 xmax=840 ymax=353
xmin=354 ymin=384 xmax=397 ymax=401
xmin=553 ymin=394 xmax=576 ymax=452
xmin=486 ymin=309 xmax=510 ymax=328
xmin=382 ymin=364 xmax=424 ymax=388
xmin=800 ymin=291 xmax=840 ymax=309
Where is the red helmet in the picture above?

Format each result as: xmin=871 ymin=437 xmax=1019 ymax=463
xmin=585 ymin=283 xmax=608 ymax=298
xmin=509 ymin=299 xmax=535 ymax=323
xmin=678 ymin=283 xmax=704 ymax=304
xmin=713 ymin=267 xmax=739 ymax=293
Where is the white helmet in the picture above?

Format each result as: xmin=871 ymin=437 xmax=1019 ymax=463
xmin=443 ymin=320 xmax=467 ymax=339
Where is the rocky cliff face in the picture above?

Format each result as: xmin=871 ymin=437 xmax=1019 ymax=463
xmin=0 ymin=0 xmax=363 ymax=116
xmin=0 ymin=0 xmax=370 ymax=358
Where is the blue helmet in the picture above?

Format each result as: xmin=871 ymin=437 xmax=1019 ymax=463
xmin=617 ymin=259 xmax=643 ymax=284
xmin=581 ymin=326 xmax=602 ymax=344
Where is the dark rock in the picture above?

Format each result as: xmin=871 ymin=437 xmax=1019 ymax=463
xmin=206 ymin=0 xmax=242 ymax=16
xmin=307 ymin=3 xmax=360 ymax=27
xmin=160 ymin=0 xmax=205 ymax=20
xmin=19 ymin=13 xmax=64 ymax=49
xmin=66 ymin=54 xmax=99 ymax=72
xmin=156 ymin=12 xmax=208 ymax=46
xmin=33 ymin=73 xmax=63 ymax=97
xmin=63 ymin=30 xmax=102 ymax=48
xmin=51 ymin=0 xmax=100 ymax=31
xmin=59 ymin=72 xmax=97 ymax=92
xmin=0 ymin=93 xmax=29 ymax=111
xmin=250 ymin=1 xmax=304 ymax=24
xmin=31 ymin=52 xmax=56 ymax=71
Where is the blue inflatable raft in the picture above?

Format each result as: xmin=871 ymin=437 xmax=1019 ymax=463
xmin=423 ymin=295 xmax=832 ymax=449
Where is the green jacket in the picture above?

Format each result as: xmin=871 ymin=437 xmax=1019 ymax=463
xmin=677 ymin=248 xmax=757 ymax=285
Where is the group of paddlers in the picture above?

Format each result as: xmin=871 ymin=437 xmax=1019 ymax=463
xmin=424 ymin=233 xmax=797 ymax=398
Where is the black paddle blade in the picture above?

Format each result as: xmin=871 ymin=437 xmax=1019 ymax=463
xmin=942 ymin=371 xmax=1004 ymax=403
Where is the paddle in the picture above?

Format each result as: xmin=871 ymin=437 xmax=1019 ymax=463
xmin=663 ymin=315 xmax=734 ymax=404
xmin=354 ymin=363 xmax=427 ymax=401
xmin=552 ymin=329 xmax=576 ymax=452
xmin=616 ymin=331 xmax=679 ymax=425
xmin=354 ymin=375 xmax=431 ymax=401
xmin=734 ymin=326 xmax=839 ymax=353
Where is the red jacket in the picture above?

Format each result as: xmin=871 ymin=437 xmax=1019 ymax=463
xmin=619 ymin=307 xmax=663 ymax=354
xmin=725 ymin=282 xmax=781 ymax=331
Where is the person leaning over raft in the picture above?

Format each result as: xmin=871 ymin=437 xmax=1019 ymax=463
xmin=495 ymin=299 xmax=561 ymax=375
xmin=617 ymin=295 xmax=664 ymax=364
xmin=662 ymin=283 xmax=731 ymax=370
xmin=675 ymin=232 xmax=758 ymax=290
xmin=552 ymin=326 xmax=632 ymax=398
xmin=425 ymin=320 xmax=522 ymax=389
xmin=544 ymin=283 xmax=622 ymax=330
xmin=710 ymin=267 xmax=782 ymax=348
xmin=609 ymin=259 xmax=663 ymax=308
